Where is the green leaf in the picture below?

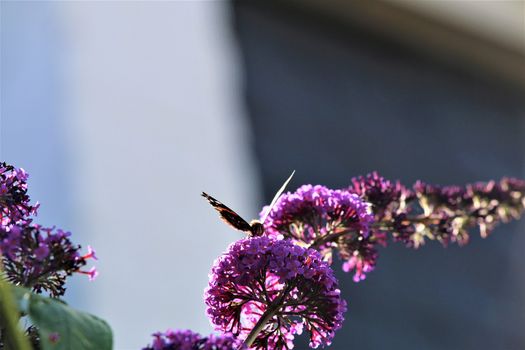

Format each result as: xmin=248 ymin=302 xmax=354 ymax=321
xmin=12 ymin=286 xmax=113 ymax=350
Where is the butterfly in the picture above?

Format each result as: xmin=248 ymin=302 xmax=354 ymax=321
xmin=202 ymin=171 xmax=295 ymax=236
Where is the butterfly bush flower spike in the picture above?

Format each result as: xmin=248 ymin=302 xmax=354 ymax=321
xmin=349 ymin=173 xmax=525 ymax=249
xmin=205 ymin=237 xmax=346 ymax=350
xmin=409 ymin=177 xmax=525 ymax=246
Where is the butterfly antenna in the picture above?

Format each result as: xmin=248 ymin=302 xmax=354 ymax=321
xmin=261 ymin=170 xmax=295 ymax=223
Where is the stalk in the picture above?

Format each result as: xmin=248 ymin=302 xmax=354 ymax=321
xmin=0 ymin=260 xmax=31 ymax=350
xmin=309 ymin=229 xmax=353 ymax=250
xmin=243 ymin=287 xmax=289 ymax=348
xmin=243 ymin=305 xmax=280 ymax=348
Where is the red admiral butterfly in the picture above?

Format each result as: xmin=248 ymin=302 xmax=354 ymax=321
xmin=202 ymin=171 xmax=295 ymax=236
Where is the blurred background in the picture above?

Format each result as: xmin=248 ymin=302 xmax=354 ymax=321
xmin=1 ymin=1 xmax=524 ymax=349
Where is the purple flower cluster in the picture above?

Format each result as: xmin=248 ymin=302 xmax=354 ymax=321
xmin=142 ymin=329 xmax=243 ymax=350
xmin=348 ymin=172 xmax=414 ymax=244
xmin=0 ymin=162 xmax=97 ymax=298
xmin=205 ymin=237 xmax=346 ymax=349
xmin=263 ymin=185 xmax=372 ymax=242
xmin=0 ymin=224 xmax=97 ymax=297
xmin=262 ymin=185 xmax=375 ymax=281
xmin=349 ymin=172 xmax=409 ymax=216
xmin=0 ymin=162 xmax=39 ymax=227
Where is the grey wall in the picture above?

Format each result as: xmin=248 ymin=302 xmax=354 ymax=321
xmin=232 ymin=2 xmax=525 ymax=350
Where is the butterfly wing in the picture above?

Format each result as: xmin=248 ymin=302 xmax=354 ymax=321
xmin=201 ymin=192 xmax=252 ymax=232
xmin=261 ymin=170 xmax=295 ymax=223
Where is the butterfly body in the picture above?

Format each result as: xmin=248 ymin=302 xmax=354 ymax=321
xmin=249 ymin=220 xmax=265 ymax=236
xmin=202 ymin=171 xmax=295 ymax=237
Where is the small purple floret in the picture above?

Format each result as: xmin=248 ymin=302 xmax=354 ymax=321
xmin=34 ymin=243 xmax=50 ymax=261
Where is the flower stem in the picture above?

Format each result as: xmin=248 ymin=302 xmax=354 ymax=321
xmin=243 ymin=305 xmax=280 ymax=348
xmin=309 ymin=229 xmax=353 ymax=250
xmin=243 ymin=288 xmax=289 ymax=348
xmin=0 ymin=261 xmax=31 ymax=350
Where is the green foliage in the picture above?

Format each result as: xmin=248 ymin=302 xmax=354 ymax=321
xmin=12 ymin=286 xmax=112 ymax=350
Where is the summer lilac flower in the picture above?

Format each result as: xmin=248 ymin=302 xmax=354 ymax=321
xmin=262 ymin=185 xmax=374 ymax=281
xmin=0 ymin=223 xmax=96 ymax=297
xmin=205 ymin=237 xmax=346 ymax=349
xmin=349 ymin=172 xmax=409 ymax=214
xmin=348 ymin=172 xmax=414 ymax=244
xmin=0 ymin=162 xmax=38 ymax=227
xmin=264 ymin=185 xmax=372 ymax=240
xmin=142 ymin=329 xmax=243 ymax=350
xmin=346 ymin=172 xmax=525 ymax=249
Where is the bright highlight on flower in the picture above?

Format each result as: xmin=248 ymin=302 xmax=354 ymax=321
xmin=205 ymin=237 xmax=346 ymax=349
xmin=142 ymin=329 xmax=243 ymax=350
